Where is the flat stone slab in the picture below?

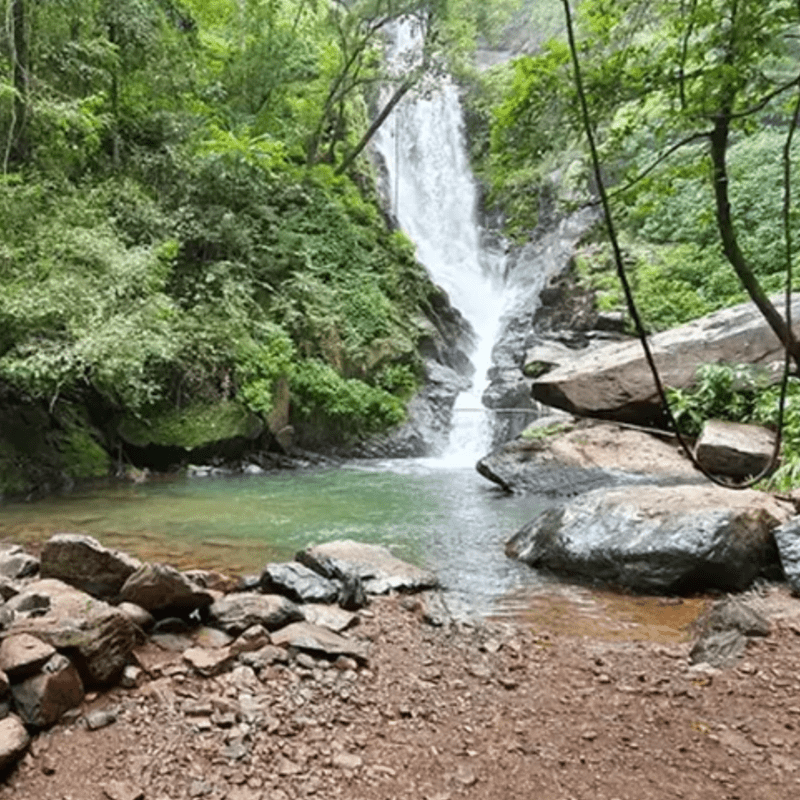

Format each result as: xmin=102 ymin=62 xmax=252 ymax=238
xmin=532 ymin=294 xmax=800 ymax=425
xmin=270 ymin=621 xmax=369 ymax=664
xmin=302 ymin=603 xmax=358 ymax=633
xmin=0 ymin=633 xmax=56 ymax=682
xmin=506 ymin=484 xmax=792 ymax=593
xmin=40 ymin=534 xmax=142 ymax=600
xmin=207 ymin=593 xmax=303 ymax=636
xmin=296 ymin=540 xmax=438 ymax=595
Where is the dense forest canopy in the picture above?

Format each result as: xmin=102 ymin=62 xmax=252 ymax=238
xmin=0 ymin=0 xmax=521 ymax=491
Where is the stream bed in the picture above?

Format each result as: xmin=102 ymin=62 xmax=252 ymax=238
xmin=0 ymin=460 xmax=709 ymax=642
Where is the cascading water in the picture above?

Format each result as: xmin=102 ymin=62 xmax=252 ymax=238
xmin=373 ymin=21 xmax=508 ymax=465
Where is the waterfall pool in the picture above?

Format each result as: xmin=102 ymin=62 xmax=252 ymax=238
xmin=0 ymin=461 xmax=708 ymax=642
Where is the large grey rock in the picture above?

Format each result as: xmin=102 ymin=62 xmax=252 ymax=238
xmin=694 ymin=420 xmax=777 ymax=479
xmin=296 ymin=540 xmax=438 ymax=595
xmin=10 ymin=653 xmax=84 ymax=729
xmin=506 ymin=485 xmax=791 ymax=593
xmin=773 ymin=517 xmax=800 ymax=592
xmin=119 ymin=563 xmax=214 ymax=617
xmin=0 ymin=633 xmax=56 ymax=682
xmin=270 ymin=621 xmax=369 ymax=664
xmin=531 ymin=294 xmax=800 ymax=425
xmin=208 ymin=593 xmax=303 ymax=636
xmin=0 ymin=545 xmax=38 ymax=580
xmin=40 ymin=534 xmax=142 ymax=600
xmin=259 ymin=562 xmax=340 ymax=604
xmin=8 ymin=579 xmax=138 ymax=687
xmin=0 ymin=715 xmax=30 ymax=770
xmin=477 ymin=419 xmax=699 ymax=495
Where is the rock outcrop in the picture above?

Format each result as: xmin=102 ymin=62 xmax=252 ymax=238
xmin=530 ymin=295 xmax=800 ymax=426
xmin=506 ymin=484 xmax=792 ymax=593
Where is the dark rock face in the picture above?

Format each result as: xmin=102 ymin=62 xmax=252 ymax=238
xmin=506 ymin=485 xmax=791 ymax=593
xmin=40 ymin=534 xmax=142 ymax=600
xmin=773 ymin=517 xmax=800 ymax=592
xmin=259 ymin=563 xmax=340 ymax=605
xmin=207 ymin=594 xmax=304 ymax=636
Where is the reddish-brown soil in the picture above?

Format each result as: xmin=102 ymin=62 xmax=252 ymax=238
xmin=3 ymin=587 xmax=800 ymax=800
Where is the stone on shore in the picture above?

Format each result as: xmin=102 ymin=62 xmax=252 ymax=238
xmin=506 ymin=485 xmax=791 ymax=593
xmin=0 ymin=634 xmax=56 ymax=682
xmin=0 ymin=715 xmax=30 ymax=770
xmin=296 ymin=540 xmax=438 ymax=595
xmin=0 ymin=545 xmax=39 ymax=581
xmin=259 ymin=562 xmax=340 ymax=604
xmin=7 ymin=579 xmax=138 ymax=687
xmin=10 ymin=653 xmax=84 ymax=729
xmin=40 ymin=534 xmax=142 ymax=600
xmin=207 ymin=593 xmax=304 ymax=636
xmin=270 ymin=621 xmax=369 ymax=664
xmin=119 ymin=563 xmax=215 ymax=617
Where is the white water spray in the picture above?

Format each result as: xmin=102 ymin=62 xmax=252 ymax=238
xmin=373 ymin=21 xmax=508 ymax=465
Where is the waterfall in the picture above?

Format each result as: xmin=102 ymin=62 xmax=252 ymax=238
xmin=373 ymin=21 xmax=508 ymax=465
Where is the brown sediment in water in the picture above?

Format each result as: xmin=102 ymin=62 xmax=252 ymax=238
xmin=492 ymin=585 xmax=711 ymax=644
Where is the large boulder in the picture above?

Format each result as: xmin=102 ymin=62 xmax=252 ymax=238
xmin=40 ymin=533 xmax=142 ymax=600
xmin=531 ymin=294 xmax=800 ymax=425
xmin=296 ymin=540 xmax=438 ymax=595
xmin=477 ymin=418 xmax=699 ymax=495
xmin=10 ymin=653 xmax=84 ymax=729
xmin=7 ymin=579 xmax=138 ymax=687
xmin=0 ymin=715 xmax=30 ymax=771
xmin=506 ymin=485 xmax=791 ymax=593
xmin=119 ymin=563 xmax=215 ymax=617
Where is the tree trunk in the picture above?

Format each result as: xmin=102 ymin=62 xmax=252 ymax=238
xmin=9 ymin=0 xmax=30 ymax=164
xmin=709 ymin=111 xmax=800 ymax=369
xmin=335 ymin=76 xmax=415 ymax=176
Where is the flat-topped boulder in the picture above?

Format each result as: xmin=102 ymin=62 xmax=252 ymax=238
xmin=270 ymin=621 xmax=369 ymax=664
xmin=119 ymin=563 xmax=215 ymax=617
xmin=207 ymin=593 xmax=303 ymax=636
xmin=531 ymin=295 xmax=800 ymax=425
xmin=694 ymin=420 xmax=777 ymax=479
xmin=259 ymin=562 xmax=340 ymax=605
xmin=477 ymin=418 xmax=699 ymax=495
xmin=296 ymin=540 xmax=438 ymax=595
xmin=506 ymin=484 xmax=792 ymax=593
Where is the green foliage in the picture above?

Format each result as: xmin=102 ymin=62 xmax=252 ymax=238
xmin=291 ymin=358 xmax=406 ymax=442
xmin=60 ymin=427 xmax=110 ymax=480
xmin=235 ymin=326 xmax=295 ymax=417
xmin=666 ymin=362 xmax=800 ymax=490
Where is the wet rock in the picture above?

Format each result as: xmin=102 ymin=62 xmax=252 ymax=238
xmin=774 ymin=517 xmax=800 ymax=593
xmin=0 ymin=545 xmax=39 ymax=580
xmin=119 ymin=563 xmax=215 ymax=617
xmin=270 ymin=621 xmax=370 ymax=664
xmin=0 ymin=633 xmax=56 ymax=682
xmin=11 ymin=653 xmax=85 ymax=729
xmin=0 ymin=715 xmax=30 ymax=771
xmin=208 ymin=593 xmax=303 ymax=636
xmin=40 ymin=534 xmax=142 ymax=600
xmin=694 ymin=420 xmax=777 ymax=479
xmin=8 ymin=579 xmax=138 ymax=687
xmin=506 ymin=485 xmax=790 ymax=593
xmin=259 ymin=562 xmax=340 ymax=604
xmin=297 ymin=540 xmax=438 ymax=595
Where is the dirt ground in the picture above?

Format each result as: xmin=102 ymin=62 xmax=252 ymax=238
xmin=4 ymin=586 xmax=800 ymax=800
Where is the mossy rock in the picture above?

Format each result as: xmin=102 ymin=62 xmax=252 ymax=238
xmin=117 ymin=400 xmax=264 ymax=450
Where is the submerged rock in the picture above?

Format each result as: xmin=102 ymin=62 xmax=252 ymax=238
xmin=506 ymin=485 xmax=791 ymax=593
